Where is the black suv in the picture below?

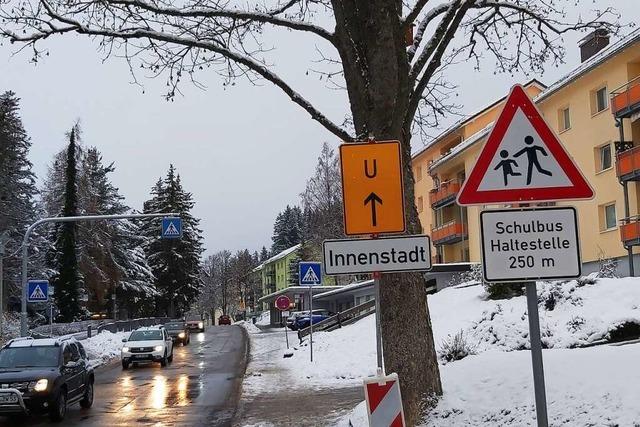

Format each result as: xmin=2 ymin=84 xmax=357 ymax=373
xmin=0 ymin=336 xmax=94 ymax=422
xmin=164 ymin=321 xmax=191 ymax=345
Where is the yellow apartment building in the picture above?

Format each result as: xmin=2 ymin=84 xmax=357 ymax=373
xmin=413 ymin=28 xmax=640 ymax=276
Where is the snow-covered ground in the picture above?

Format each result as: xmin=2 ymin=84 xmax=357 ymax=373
xmin=242 ymin=277 xmax=640 ymax=426
xmin=255 ymin=311 xmax=270 ymax=326
xmin=337 ymin=343 xmax=640 ymax=426
xmin=82 ymin=331 xmax=129 ymax=367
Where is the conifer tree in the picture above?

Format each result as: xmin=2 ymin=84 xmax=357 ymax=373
xmin=50 ymin=126 xmax=82 ymax=321
xmin=141 ymin=165 xmax=203 ymax=317
xmin=0 ymin=92 xmax=43 ymax=302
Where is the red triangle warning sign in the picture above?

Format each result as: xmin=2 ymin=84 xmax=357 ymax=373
xmin=457 ymin=85 xmax=594 ymax=206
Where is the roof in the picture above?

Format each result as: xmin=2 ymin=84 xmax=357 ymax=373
xmin=412 ymin=79 xmax=546 ymax=159
xmin=258 ymin=285 xmax=343 ymax=303
xmin=536 ymin=27 xmax=640 ymax=103
xmin=5 ymin=336 xmax=77 ymax=348
xmin=428 ymin=122 xmax=493 ymax=172
xmin=427 ymin=28 xmax=640 ymax=170
xmin=314 ymin=280 xmax=374 ymax=300
xmin=259 ymin=244 xmax=301 ymax=267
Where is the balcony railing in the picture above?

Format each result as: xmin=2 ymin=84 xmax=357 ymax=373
xmin=620 ymin=216 xmax=640 ymax=246
xmin=611 ymin=76 xmax=640 ymax=118
xmin=429 ymin=180 xmax=462 ymax=209
xmin=616 ymin=145 xmax=640 ymax=181
xmin=431 ymin=220 xmax=467 ymax=245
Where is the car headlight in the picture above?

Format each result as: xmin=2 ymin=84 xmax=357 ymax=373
xmin=198 ymin=322 xmax=204 ymax=328
xmin=178 ymin=332 xmax=185 ymax=338
xmin=122 ymin=346 xmax=130 ymax=353
xmin=154 ymin=345 xmax=163 ymax=352
xmin=31 ymin=379 xmax=48 ymax=392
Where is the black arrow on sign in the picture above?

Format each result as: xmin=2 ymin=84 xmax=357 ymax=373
xmin=364 ymin=192 xmax=383 ymax=226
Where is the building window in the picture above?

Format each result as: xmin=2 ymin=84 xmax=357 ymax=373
xmin=591 ymin=86 xmax=608 ymax=114
xmin=415 ymin=165 xmax=423 ymax=182
xmin=600 ymin=203 xmax=617 ymax=231
xmin=596 ymin=143 xmax=612 ymax=172
xmin=417 ymin=196 xmax=423 ymax=213
xmin=558 ymin=107 xmax=571 ymax=132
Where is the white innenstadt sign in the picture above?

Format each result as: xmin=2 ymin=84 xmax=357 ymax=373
xmin=323 ymin=235 xmax=431 ymax=275
xmin=480 ymin=207 xmax=581 ymax=282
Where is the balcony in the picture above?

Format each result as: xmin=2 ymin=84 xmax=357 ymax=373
xmin=616 ymin=145 xmax=640 ymax=181
xmin=429 ymin=180 xmax=461 ymax=209
xmin=431 ymin=220 xmax=467 ymax=245
xmin=611 ymin=76 xmax=640 ymax=118
xmin=620 ymin=216 xmax=640 ymax=246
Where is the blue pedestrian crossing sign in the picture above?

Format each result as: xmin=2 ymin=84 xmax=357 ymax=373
xmin=161 ymin=217 xmax=182 ymax=239
xmin=299 ymin=262 xmax=322 ymax=286
xmin=27 ymin=280 xmax=49 ymax=303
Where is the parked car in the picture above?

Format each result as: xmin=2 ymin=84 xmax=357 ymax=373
xmin=294 ymin=310 xmax=334 ymax=330
xmin=163 ymin=320 xmax=190 ymax=345
xmin=0 ymin=336 xmax=94 ymax=422
xmin=185 ymin=315 xmax=205 ymax=332
xmin=218 ymin=314 xmax=231 ymax=325
xmin=287 ymin=310 xmax=333 ymax=330
xmin=121 ymin=326 xmax=174 ymax=369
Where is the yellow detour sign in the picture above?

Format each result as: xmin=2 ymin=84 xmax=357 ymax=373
xmin=339 ymin=141 xmax=406 ymax=235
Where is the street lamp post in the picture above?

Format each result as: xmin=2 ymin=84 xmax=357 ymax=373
xmin=20 ymin=212 xmax=178 ymax=336
xmin=0 ymin=232 xmax=10 ymax=337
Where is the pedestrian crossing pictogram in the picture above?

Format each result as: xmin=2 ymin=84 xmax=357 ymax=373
xmin=164 ymin=222 xmax=180 ymax=236
xmin=302 ymin=267 xmax=320 ymax=283
xmin=161 ymin=217 xmax=182 ymax=239
xmin=299 ymin=261 xmax=322 ymax=286
xmin=27 ymin=280 xmax=49 ymax=303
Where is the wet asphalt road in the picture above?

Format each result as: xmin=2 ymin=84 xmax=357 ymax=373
xmin=1 ymin=325 xmax=248 ymax=427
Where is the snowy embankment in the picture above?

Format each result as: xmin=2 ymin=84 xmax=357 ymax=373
xmin=82 ymin=331 xmax=129 ymax=368
xmin=242 ymin=277 xmax=640 ymax=425
xmin=332 ymin=277 xmax=640 ymax=426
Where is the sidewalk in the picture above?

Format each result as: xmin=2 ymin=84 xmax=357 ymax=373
xmin=233 ymin=324 xmax=365 ymax=426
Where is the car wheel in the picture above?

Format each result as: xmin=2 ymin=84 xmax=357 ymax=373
xmin=160 ymin=351 xmax=167 ymax=367
xmin=80 ymin=380 xmax=94 ymax=409
xmin=49 ymin=388 xmax=67 ymax=422
xmin=122 ymin=360 xmax=130 ymax=370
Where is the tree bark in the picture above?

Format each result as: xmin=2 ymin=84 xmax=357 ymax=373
xmin=332 ymin=1 xmax=442 ymax=424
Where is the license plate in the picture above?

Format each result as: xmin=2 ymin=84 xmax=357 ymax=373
xmin=134 ymin=354 xmax=150 ymax=359
xmin=0 ymin=393 xmax=18 ymax=404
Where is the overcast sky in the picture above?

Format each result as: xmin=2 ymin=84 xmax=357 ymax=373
xmin=1 ymin=1 xmax=638 ymax=256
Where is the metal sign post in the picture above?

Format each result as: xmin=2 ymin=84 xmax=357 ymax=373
xmin=299 ymin=261 xmax=322 ymax=363
xmin=0 ymin=232 xmax=7 ymax=337
xmin=526 ymin=281 xmax=548 ymax=426
xmin=283 ymin=311 xmax=290 ymax=349
xmin=309 ymin=286 xmax=314 ymax=362
xmin=373 ymin=271 xmax=383 ymax=374
xmin=19 ymin=212 xmax=178 ymax=336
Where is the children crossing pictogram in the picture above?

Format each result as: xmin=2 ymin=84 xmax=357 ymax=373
xmin=457 ymin=84 xmax=593 ymax=205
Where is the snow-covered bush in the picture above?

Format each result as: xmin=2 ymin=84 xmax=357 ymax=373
xmin=483 ymin=281 xmax=525 ymax=300
xmin=598 ymin=258 xmax=618 ymax=278
xmin=438 ymin=330 xmax=476 ymax=364
xmin=448 ymin=263 xmax=482 ymax=287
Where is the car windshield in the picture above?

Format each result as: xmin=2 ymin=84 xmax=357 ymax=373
xmin=129 ymin=330 xmax=163 ymax=341
xmin=164 ymin=322 xmax=185 ymax=330
xmin=0 ymin=346 xmax=59 ymax=368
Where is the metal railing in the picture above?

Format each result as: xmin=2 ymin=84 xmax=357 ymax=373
xmin=611 ymin=75 xmax=640 ymax=116
xmin=96 ymin=317 xmax=170 ymax=335
xmin=429 ymin=179 xmax=462 ymax=207
xmin=297 ymin=299 xmax=376 ymax=343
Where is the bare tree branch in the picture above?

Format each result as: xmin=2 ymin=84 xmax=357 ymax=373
xmin=99 ymin=0 xmax=335 ymax=43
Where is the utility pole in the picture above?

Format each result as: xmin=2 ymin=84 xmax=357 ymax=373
xmin=20 ymin=212 xmax=178 ymax=336
xmin=0 ymin=232 xmax=9 ymax=337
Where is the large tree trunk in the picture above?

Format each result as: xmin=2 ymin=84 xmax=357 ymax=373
xmin=332 ymin=1 xmax=442 ymax=424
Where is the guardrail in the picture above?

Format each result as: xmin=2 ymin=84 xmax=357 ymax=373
xmin=96 ymin=317 xmax=170 ymax=335
xmin=297 ymin=300 xmax=376 ymax=343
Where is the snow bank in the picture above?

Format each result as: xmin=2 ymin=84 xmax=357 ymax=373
xmin=430 ymin=278 xmax=640 ymax=352
xmin=336 ymin=344 xmax=640 ymax=426
xmin=236 ymin=320 xmax=261 ymax=334
xmin=82 ymin=331 xmax=129 ymax=367
xmin=279 ymin=314 xmax=377 ymax=388
xmin=255 ymin=311 xmax=270 ymax=326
